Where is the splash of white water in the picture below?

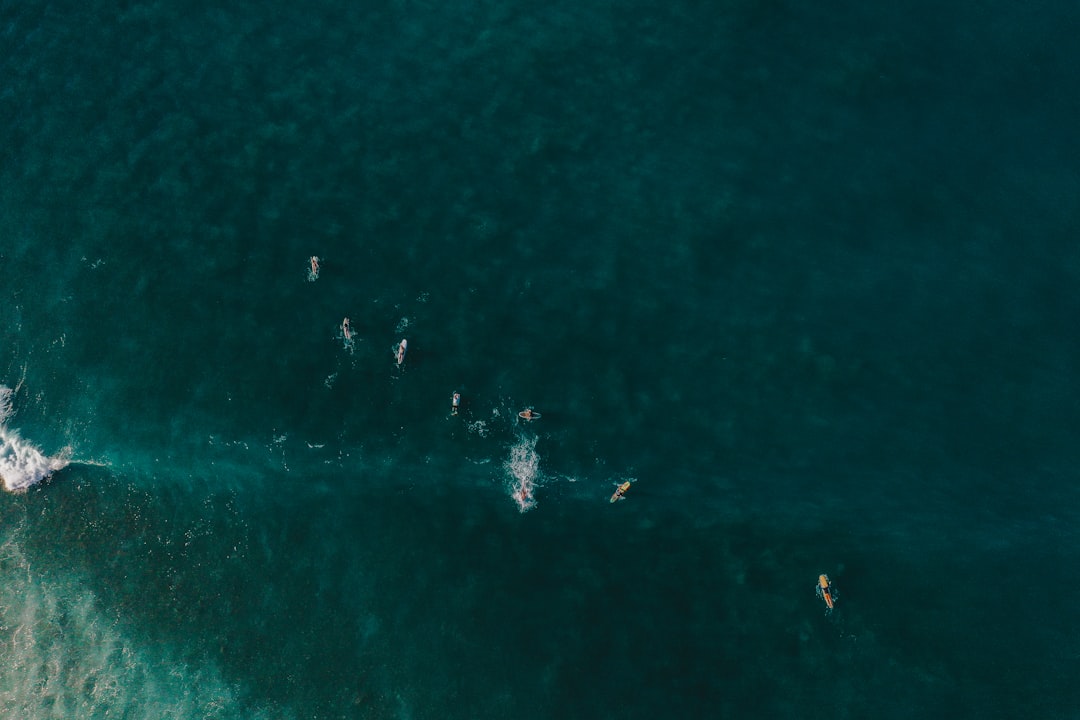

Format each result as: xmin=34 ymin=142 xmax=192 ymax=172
xmin=0 ymin=386 xmax=69 ymax=492
xmin=503 ymin=434 xmax=540 ymax=513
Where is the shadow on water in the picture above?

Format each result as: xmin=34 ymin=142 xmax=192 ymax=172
xmin=9 ymin=462 xmax=1079 ymax=719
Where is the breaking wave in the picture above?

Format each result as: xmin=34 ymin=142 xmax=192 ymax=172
xmin=0 ymin=386 xmax=69 ymax=492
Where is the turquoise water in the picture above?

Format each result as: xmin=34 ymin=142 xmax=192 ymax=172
xmin=3 ymin=0 xmax=1080 ymax=717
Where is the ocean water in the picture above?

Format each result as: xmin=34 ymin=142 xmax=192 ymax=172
xmin=3 ymin=0 xmax=1080 ymax=717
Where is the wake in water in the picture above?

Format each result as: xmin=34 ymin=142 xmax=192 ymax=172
xmin=339 ymin=317 xmax=355 ymax=354
xmin=503 ymin=434 xmax=540 ymax=513
xmin=0 ymin=386 xmax=70 ymax=492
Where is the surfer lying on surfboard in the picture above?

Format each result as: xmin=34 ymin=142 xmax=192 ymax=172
xmin=451 ymin=392 xmax=461 ymax=415
xmin=341 ymin=317 xmax=352 ymax=341
xmin=309 ymin=255 xmax=320 ymax=280
xmin=396 ymin=338 xmax=408 ymax=365
xmin=816 ymin=574 xmax=836 ymax=612
xmin=610 ymin=480 xmax=631 ymax=503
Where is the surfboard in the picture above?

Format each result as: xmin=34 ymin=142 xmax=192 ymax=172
xmin=610 ymin=481 xmax=631 ymax=503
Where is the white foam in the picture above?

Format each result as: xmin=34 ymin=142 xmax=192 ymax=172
xmin=0 ymin=385 xmax=13 ymax=422
xmin=503 ymin=434 xmax=540 ymax=513
xmin=0 ymin=532 xmax=283 ymax=719
xmin=340 ymin=326 xmax=355 ymax=354
xmin=0 ymin=387 xmax=69 ymax=493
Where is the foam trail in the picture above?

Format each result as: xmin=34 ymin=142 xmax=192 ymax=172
xmin=503 ymin=434 xmax=540 ymax=513
xmin=0 ymin=386 xmax=69 ymax=492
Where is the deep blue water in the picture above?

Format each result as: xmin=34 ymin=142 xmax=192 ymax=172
xmin=2 ymin=1 xmax=1080 ymax=717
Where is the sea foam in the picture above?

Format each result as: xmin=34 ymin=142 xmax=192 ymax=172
xmin=0 ymin=386 xmax=69 ymax=492
xmin=504 ymin=434 xmax=540 ymax=513
xmin=0 ymin=534 xmax=278 ymax=719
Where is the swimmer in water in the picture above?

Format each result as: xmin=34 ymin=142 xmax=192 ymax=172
xmin=518 ymin=408 xmax=540 ymax=421
xmin=451 ymin=392 xmax=461 ymax=415
xmin=396 ymin=338 xmax=408 ymax=365
xmin=341 ymin=317 xmax=352 ymax=341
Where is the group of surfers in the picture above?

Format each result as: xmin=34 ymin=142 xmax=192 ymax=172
xmin=315 ymin=255 xmax=838 ymax=613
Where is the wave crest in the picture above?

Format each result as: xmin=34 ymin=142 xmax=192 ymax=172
xmin=0 ymin=386 xmax=69 ymax=492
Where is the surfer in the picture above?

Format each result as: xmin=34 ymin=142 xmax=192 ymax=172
xmin=341 ymin=317 xmax=352 ymax=341
xmin=451 ymin=392 xmax=461 ymax=415
xmin=610 ymin=480 xmax=631 ymax=503
xmin=816 ymin=574 xmax=836 ymax=612
xmin=518 ymin=408 xmax=540 ymax=421
xmin=396 ymin=338 xmax=408 ymax=366
xmin=310 ymin=255 xmax=320 ymax=275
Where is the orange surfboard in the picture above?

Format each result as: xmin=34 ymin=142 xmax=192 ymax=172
xmin=610 ymin=481 xmax=631 ymax=503
xmin=817 ymin=574 xmax=835 ymax=610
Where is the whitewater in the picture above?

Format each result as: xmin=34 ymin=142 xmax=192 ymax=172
xmin=0 ymin=386 xmax=69 ymax=493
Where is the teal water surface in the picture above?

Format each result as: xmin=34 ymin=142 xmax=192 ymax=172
xmin=2 ymin=1 xmax=1080 ymax=717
